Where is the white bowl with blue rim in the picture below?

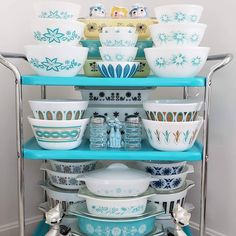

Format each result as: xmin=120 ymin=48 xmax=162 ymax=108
xmin=144 ymin=47 xmax=210 ymax=78
xmin=97 ymin=61 xmax=139 ymax=78
xmin=34 ymin=1 xmax=81 ymax=20
xmin=102 ymin=26 xmax=136 ymax=34
xmin=154 ymin=4 xmax=203 ymax=23
xmin=99 ymin=47 xmax=138 ymax=62
xmin=28 ymin=116 xmax=89 ymax=150
xmin=25 ymin=45 xmax=88 ymax=77
xmin=32 ymin=19 xmax=85 ymax=45
xmin=150 ymin=23 xmax=207 ymax=47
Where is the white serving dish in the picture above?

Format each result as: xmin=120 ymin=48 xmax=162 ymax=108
xmin=102 ymin=27 xmax=136 ymax=34
xmin=99 ymin=47 xmax=138 ymax=62
xmin=77 ymin=186 xmax=157 ymax=218
xmin=49 ymin=160 xmax=97 ymax=173
xmin=28 ymin=116 xmax=89 ymax=150
xmin=143 ymin=99 xmax=203 ymax=122
xmin=40 ymin=164 xmax=85 ymax=190
xmin=142 ymin=117 xmax=203 ymax=151
xmin=99 ymin=33 xmax=138 ymax=47
xmin=154 ymin=4 xmax=203 ymax=23
xmin=25 ymin=45 xmax=88 ymax=77
xmin=34 ymin=1 xmax=81 ymax=20
xmin=136 ymin=160 xmax=187 ymax=176
xmin=150 ymin=23 xmax=207 ymax=47
xmin=29 ymin=99 xmax=88 ymax=120
xmin=32 ymin=19 xmax=85 ymax=45
xmin=40 ymin=183 xmax=85 ymax=212
xmin=144 ymin=47 xmax=210 ymax=78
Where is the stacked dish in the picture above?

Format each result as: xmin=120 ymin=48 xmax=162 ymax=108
xmin=144 ymin=4 xmax=210 ymax=77
xmin=28 ymin=100 xmax=89 ymax=150
xmin=97 ymin=27 xmax=140 ymax=78
xmin=25 ymin=1 xmax=88 ymax=77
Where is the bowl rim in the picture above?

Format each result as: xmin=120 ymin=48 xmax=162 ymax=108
xmin=28 ymin=116 xmax=89 ymax=124
xmin=97 ymin=61 xmax=140 ymax=66
xmin=31 ymin=18 xmax=85 ymax=26
xmin=24 ymin=45 xmax=89 ymax=51
xmin=29 ymin=99 xmax=88 ymax=104
xmin=99 ymin=46 xmax=138 ymax=50
xmin=144 ymin=46 xmax=210 ymax=52
xmin=142 ymin=116 xmax=203 ymax=124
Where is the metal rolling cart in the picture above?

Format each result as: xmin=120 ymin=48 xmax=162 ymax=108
xmin=0 ymin=52 xmax=233 ymax=236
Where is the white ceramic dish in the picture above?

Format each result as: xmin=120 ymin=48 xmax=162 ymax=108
xmin=144 ymin=47 xmax=210 ymax=78
xmin=154 ymin=4 xmax=203 ymax=23
xmin=34 ymin=1 xmax=81 ymax=20
xmin=25 ymin=45 xmax=88 ymax=77
xmin=32 ymin=19 xmax=85 ymax=45
xmin=29 ymin=99 xmax=88 ymax=120
xmin=143 ymin=99 xmax=203 ymax=122
xmin=28 ymin=116 xmax=89 ymax=150
xmin=150 ymin=23 xmax=207 ymax=47
xmin=77 ymin=186 xmax=157 ymax=218
xmin=99 ymin=47 xmax=138 ymax=62
xmin=40 ymin=164 xmax=85 ymax=190
xmin=49 ymin=160 xmax=97 ymax=173
xmin=102 ymin=27 xmax=136 ymax=34
xmin=142 ymin=117 xmax=203 ymax=151
xmin=99 ymin=33 xmax=138 ymax=47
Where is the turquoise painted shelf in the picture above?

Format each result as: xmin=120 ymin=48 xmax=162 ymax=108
xmin=24 ymin=138 xmax=202 ymax=161
xmin=22 ymin=75 xmax=206 ymax=87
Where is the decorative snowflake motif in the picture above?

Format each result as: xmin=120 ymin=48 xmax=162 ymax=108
xmin=138 ymin=224 xmax=147 ymax=234
xmin=153 ymin=166 xmax=162 ymax=175
xmin=55 ymin=165 xmax=62 ymax=172
xmin=41 ymin=58 xmax=63 ymax=71
xmin=192 ymin=56 xmax=201 ymax=66
xmin=112 ymin=227 xmax=122 ymax=236
xmin=172 ymin=178 xmax=182 ymax=187
xmin=43 ymin=28 xmax=64 ymax=43
xmin=190 ymin=15 xmax=198 ymax=22
xmin=58 ymin=177 xmax=66 ymax=184
xmin=161 ymin=167 xmax=173 ymax=175
xmin=160 ymin=14 xmax=170 ymax=22
xmin=158 ymin=33 xmax=168 ymax=43
xmin=172 ymin=54 xmax=187 ymax=66
xmin=63 ymin=166 xmax=71 ymax=173
xmin=153 ymin=179 xmax=166 ymax=188
xmin=86 ymin=224 xmax=94 ymax=234
xmin=146 ymin=166 xmax=154 ymax=175
xmin=69 ymin=178 xmax=77 ymax=185
xmin=116 ymin=54 xmax=124 ymax=61
xmin=172 ymin=32 xmax=186 ymax=44
xmin=191 ymin=34 xmax=199 ymax=42
xmin=175 ymin=12 xmax=186 ymax=22
xmin=103 ymin=54 xmax=112 ymax=61
xmin=155 ymin=57 xmax=167 ymax=68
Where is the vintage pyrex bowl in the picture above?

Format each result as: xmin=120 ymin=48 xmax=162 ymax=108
xmin=99 ymin=47 xmax=138 ymax=62
xmin=34 ymin=1 xmax=81 ymax=20
xmin=77 ymin=186 xmax=156 ymax=218
xmin=49 ymin=160 xmax=96 ymax=173
xmin=40 ymin=164 xmax=85 ymax=190
xmin=99 ymin=33 xmax=138 ymax=47
xmin=40 ymin=183 xmax=85 ymax=212
xmin=149 ymin=180 xmax=195 ymax=216
xmin=25 ymin=45 xmax=88 ymax=77
xmin=150 ymin=23 xmax=207 ymax=47
xmin=28 ymin=116 xmax=89 ymax=150
xmin=97 ymin=61 xmax=140 ymax=78
xmin=154 ymin=5 xmax=203 ymax=23
xmin=143 ymin=99 xmax=203 ymax=122
xmin=32 ymin=19 xmax=85 ymax=45
xmin=136 ymin=161 xmax=187 ymax=176
xmin=144 ymin=47 xmax=210 ymax=78
xmin=77 ymin=163 xmax=156 ymax=197
xmin=142 ymin=117 xmax=203 ymax=151
xmin=102 ymin=26 xmax=136 ymax=34
xmin=29 ymin=100 xmax=88 ymax=120
xmin=150 ymin=165 xmax=194 ymax=191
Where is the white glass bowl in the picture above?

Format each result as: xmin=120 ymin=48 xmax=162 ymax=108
xmin=25 ymin=45 xmax=88 ymax=77
xmin=144 ymin=47 xmax=210 ymax=78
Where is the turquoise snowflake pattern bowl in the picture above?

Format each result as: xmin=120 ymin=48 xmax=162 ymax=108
xmin=99 ymin=47 xmax=138 ymax=62
xmin=28 ymin=116 xmax=89 ymax=150
xmin=142 ymin=117 xmax=203 ymax=151
xmin=25 ymin=45 xmax=88 ymax=77
xmin=154 ymin=4 xmax=203 ymax=23
xmin=34 ymin=1 xmax=81 ymax=20
xmin=32 ymin=19 xmax=85 ymax=45
xmin=97 ymin=62 xmax=140 ymax=78
xmin=150 ymin=23 xmax=207 ymax=47
xmin=144 ymin=47 xmax=210 ymax=77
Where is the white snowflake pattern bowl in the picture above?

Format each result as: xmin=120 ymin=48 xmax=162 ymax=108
xmin=32 ymin=19 xmax=85 ymax=45
xmin=102 ymin=26 xmax=136 ymax=34
xmin=99 ymin=33 xmax=138 ymax=47
xmin=154 ymin=4 xmax=203 ymax=23
xmin=29 ymin=99 xmax=88 ymax=120
xmin=142 ymin=117 xmax=203 ymax=151
xmin=40 ymin=164 xmax=85 ymax=190
xmin=99 ymin=47 xmax=138 ymax=62
xmin=150 ymin=23 xmax=207 ymax=47
xmin=25 ymin=45 xmax=88 ymax=77
xmin=28 ymin=116 xmax=89 ymax=150
xmin=144 ymin=47 xmax=210 ymax=78
xmin=34 ymin=1 xmax=81 ymax=20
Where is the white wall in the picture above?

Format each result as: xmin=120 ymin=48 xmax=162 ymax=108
xmin=0 ymin=0 xmax=235 ymax=236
